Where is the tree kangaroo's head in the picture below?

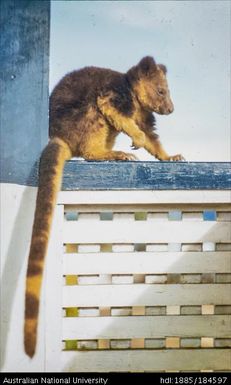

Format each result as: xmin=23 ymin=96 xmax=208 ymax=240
xmin=127 ymin=56 xmax=174 ymax=115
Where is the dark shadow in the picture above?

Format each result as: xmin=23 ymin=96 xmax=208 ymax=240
xmin=0 ymin=163 xmax=38 ymax=369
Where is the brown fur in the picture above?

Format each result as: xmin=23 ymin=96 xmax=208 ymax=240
xmin=24 ymin=137 xmax=71 ymax=357
xmin=24 ymin=56 xmax=183 ymax=357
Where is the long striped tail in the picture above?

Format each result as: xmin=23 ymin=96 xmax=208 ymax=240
xmin=24 ymin=137 xmax=71 ymax=358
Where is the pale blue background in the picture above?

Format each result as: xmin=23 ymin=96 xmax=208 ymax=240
xmin=50 ymin=0 xmax=230 ymax=161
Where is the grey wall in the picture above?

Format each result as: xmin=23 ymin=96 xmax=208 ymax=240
xmin=0 ymin=0 xmax=50 ymax=186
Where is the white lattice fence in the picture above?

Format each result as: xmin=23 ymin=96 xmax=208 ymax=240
xmin=44 ymin=190 xmax=231 ymax=372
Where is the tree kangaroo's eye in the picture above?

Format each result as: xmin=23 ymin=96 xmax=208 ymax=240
xmin=157 ymin=89 xmax=165 ymax=97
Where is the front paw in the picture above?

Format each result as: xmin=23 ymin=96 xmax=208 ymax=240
xmin=132 ymin=132 xmax=146 ymax=149
xmin=168 ymin=154 xmax=185 ymax=161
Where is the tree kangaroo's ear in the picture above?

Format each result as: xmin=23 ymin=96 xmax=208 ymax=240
xmin=137 ymin=56 xmax=157 ymax=76
xmin=158 ymin=64 xmax=167 ymax=74
xmin=127 ymin=56 xmax=157 ymax=83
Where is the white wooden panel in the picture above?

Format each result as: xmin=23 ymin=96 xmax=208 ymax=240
xmin=62 ymin=315 xmax=231 ymax=340
xmin=45 ymin=205 xmax=64 ymax=372
xmin=62 ymin=349 xmax=231 ymax=372
xmin=63 ymin=284 xmax=231 ymax=307
xmin=58 ymin=190 xmax=231 ymax=205
xmin=63 ymin=221 xmax=230 ymax=243
xmin=63 ymin=252 xmax=231 ymax=274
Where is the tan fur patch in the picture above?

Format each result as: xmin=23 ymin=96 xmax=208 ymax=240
xmin=97 ymin=95 xmax=145 ymax=148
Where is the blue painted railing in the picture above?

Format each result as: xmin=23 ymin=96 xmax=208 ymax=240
xmin=1 ymin=160 xmax=230 ymax=190
xmin=62 ymin=161 xmax=231 ymax=190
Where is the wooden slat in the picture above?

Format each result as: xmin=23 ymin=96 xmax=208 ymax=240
xmin=62 ymin=315 xmax=231 ymax=340
xmin=62 ymin=349 xmax=231 ymax=372
xmin=64 ymin=204 xmax=231 ymax=213
xmin=63 ymin=252 xmax=231 ymax=274
xmin=58 ymin=190 xmax=231 ymax=205
xmin=63 ymin=284 xmax=231 ymax=307
xmin=63 ymin=221 xmax=230 ymax=243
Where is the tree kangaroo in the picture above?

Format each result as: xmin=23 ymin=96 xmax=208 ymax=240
xmin=24 ymin=56 xmax=184 ymax=357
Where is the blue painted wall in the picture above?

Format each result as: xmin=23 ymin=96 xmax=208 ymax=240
xmin=0 ymin=0 xmax=50 ymax=185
